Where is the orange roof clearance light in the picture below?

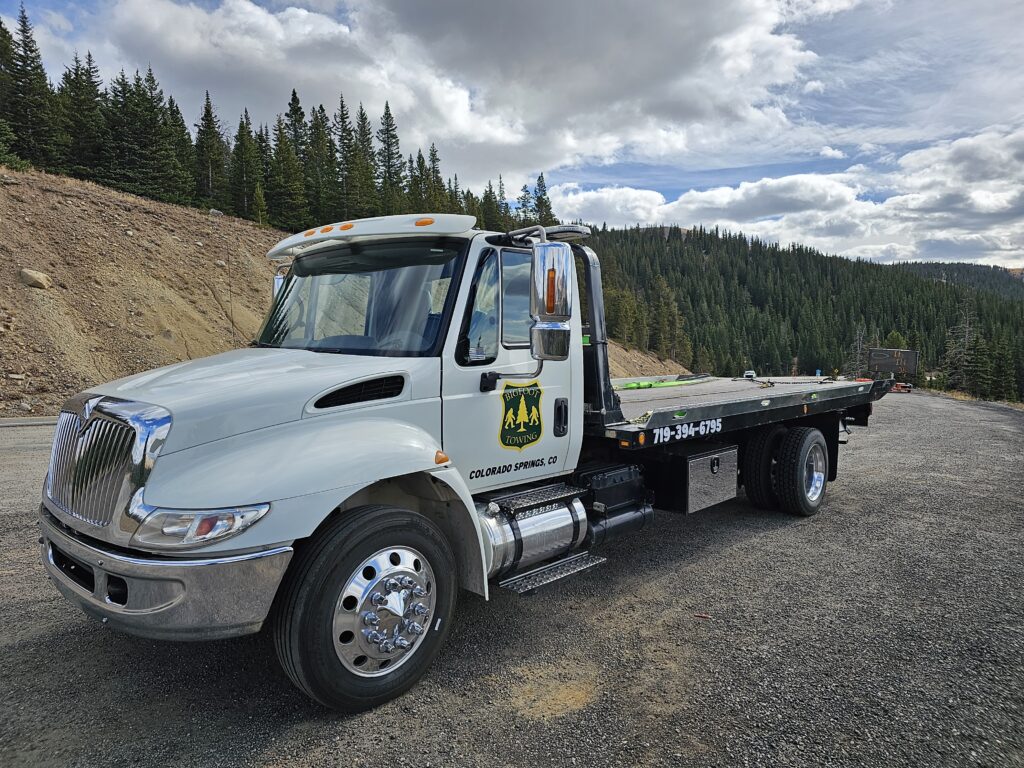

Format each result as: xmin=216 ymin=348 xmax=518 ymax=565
xmin=546 ymin=267 xmax=557 ymax=314
xmin=339 ymin=222 xmax=354 ymax=231
xmin=303 ymin=229 xmax=317 ymax=237
xmin=415 ymin=217 xmax=435 ymax=227
xmin=320 ymin=225 xmax=334 ymax=233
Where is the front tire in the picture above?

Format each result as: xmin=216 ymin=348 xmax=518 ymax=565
xmin=776 ymin=427 xmax=829 ymax=517
xmin=272 ymin=505 xmax=457 ymax=711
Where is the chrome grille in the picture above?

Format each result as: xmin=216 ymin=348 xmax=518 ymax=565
xmin=47 ymin=410 xmax=137 ymax=527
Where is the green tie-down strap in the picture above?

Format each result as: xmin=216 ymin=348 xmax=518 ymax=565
xmin=613 ymin=378 xmax=702 ymax=391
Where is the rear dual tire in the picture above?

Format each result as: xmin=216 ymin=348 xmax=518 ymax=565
xmin=744 ymin=425 xmax=828 ymax=517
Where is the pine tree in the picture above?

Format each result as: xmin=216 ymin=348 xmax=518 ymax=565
xmin=0 ymin=117 xmax=27 ymax=169
xmin=164 ymin=97 xmax=194 ymax=203
xmin=57 ymin=52 xmax=106 ymax=180
xmin=965 ymin=335 xmax=993 ymax=398
xmin=0 ymin=18 xmax=13 ymax=124
xmin=497 ymin=175 xmax=512 ymax=230
xmin=407 ymin=149 xmax=429 ymax=212
xmin=304 ymin=104 xmax=340 ymax=223
xmin=426 ymin=143 xmax=447 ymax=212
xmin=100 ymin=70 xmax=135 ymax=190
xmin=843 ymin=324 xmax=868 ymax=378
xmin=135 ymin=68 xmax=177 ymax=200
xmin=194 ymin=91 xmax=229 ymax=207
xmin=8 ymin=5 xmax=59 ymax=168
xmin=284 ymin=89 xmax=307 ymax=160
xmin=348 ymin=104 xmax=379 ymax=218
xmin=942 ymin=297 xmax=978 ymax=390
xmin=229 ymin=110 xmax=261 ymax=219
xmin=516 ymin=183 xmax=535 ymax=224
xmin=480 ymin=180 xmax=501 ymax=231
xmin=267 ymin=117 xmax=308 ymax=231
xmin=375 ymin=101 xmax=406 ymax=215
xmin=332 ymin=93 xmax=354 ymax=220
xmin=883 ymin=329 xmax=909 ymax=349
xmin=533 ymin=172 xmax=558 ymax=226
xmin=990 ymin=338 xmax=1015 ymax=401
xmin=252 ymin=181 xmax=268 ymax=226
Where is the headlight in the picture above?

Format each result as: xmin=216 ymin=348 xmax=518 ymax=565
xmin=130 ymin=503 xmax=270 ymax=550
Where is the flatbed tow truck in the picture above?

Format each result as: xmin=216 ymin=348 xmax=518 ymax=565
xmin=37 ymin=214 xmax=890 ymax=710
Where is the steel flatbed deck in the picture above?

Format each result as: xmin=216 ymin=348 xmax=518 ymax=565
xmin=591 ymin=374 xmax=892 ymax=450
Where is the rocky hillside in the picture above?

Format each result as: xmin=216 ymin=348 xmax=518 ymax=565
xmin=0 ymin=168 xmax=684 ymax=415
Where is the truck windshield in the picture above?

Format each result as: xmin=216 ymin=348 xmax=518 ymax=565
xmin=256 ymin=237 xmax=467 ymax=357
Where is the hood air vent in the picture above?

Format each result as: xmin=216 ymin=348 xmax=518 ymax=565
xmin=314 ymin=376 xmax=405 ymax=410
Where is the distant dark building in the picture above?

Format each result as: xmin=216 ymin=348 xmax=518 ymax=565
xmin=868 ymin=348 xmax=919 ymax=377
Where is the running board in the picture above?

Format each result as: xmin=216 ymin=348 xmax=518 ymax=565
xmin=499 ymin=552 xmax=606 ymax=594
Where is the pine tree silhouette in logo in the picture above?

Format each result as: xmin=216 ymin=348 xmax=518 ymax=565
xmin=516 ymin=396 xmax=529 ymax=432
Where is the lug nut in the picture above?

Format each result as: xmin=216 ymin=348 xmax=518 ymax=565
xmin=412 ymin=586 xmax=427 ymax=598
xmin=394 ymin=637 xmax=411 ymax=650
xmin=379 ymin=640 xmax=396 ymax=653
xmin=362 ymin=611 xmax=380 ymax=627
xmin=412 ymin=603 xmax=428 ymax=617
xmin=365 ymin=630 xmax=386 ymax=644
xmin=407 ymin=621 xmax=424 ymax=636
xmin=399 ymin=576 xmax=416 ymax=589
xmin=383 ymin=578 xmax=401 ymax=593
xmin=371 ymin=592 xmax=387 ymax=606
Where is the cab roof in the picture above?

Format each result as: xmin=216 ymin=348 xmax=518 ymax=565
xmin=267 ymin=213 xmax=478 ymax=260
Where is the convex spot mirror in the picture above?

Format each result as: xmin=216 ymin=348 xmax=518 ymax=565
xmin=529 ymin=241 xmax=573 ymax=362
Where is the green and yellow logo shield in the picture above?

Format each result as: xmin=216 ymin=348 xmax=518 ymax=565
xmin=500 ymin=381 xmax=542 ymax=450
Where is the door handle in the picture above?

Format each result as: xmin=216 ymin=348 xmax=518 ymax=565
xmin=554 ymin=398 xmax=568 ymax=437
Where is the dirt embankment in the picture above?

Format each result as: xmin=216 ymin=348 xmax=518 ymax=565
xmin=0 ymin=167 xmax=684 ymax=415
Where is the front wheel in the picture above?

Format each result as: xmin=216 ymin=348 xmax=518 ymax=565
xmin=272 ymin=505 xmax=457 ymax=711
xmin=776 ymin=427 xmax=829 ymax=517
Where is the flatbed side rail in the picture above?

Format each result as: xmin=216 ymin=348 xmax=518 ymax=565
xmin=596 ymin=379 xmax=892 ymax=450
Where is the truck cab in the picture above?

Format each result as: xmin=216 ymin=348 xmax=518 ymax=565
xmin=38 ymin=213 xmax=890 ymax=711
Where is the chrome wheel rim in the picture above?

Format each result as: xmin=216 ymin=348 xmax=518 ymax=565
xmin=804 ymin=443 xmax=826 ymax=502
xmin=332 ymin=546 xmax=435 ymax=678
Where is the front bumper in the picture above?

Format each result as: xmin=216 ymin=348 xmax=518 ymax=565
xmin=39 ymin=510 xmax=293 ymax=641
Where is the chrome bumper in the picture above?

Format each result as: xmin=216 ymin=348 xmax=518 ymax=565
xmin=39 ymin=510 xmax=293 ymax=641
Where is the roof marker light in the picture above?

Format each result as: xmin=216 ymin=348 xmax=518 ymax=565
xmin=320 ymin=225 xmax=334 ymax=233
xmin=415 ymin=217 xmax=435 ymax=227
xmin=339 ymin=222 xmax=354 ymax=230
xmin=303 ymin=229 xmax=317 ymax=237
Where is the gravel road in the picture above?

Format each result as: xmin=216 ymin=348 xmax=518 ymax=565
xmin=1 ymin=393 xmax=1021 ymax=767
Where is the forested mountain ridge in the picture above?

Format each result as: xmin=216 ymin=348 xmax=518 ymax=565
xmin=588 ymin=225 xmax=1024 ymax=399
xmin=897 ymin=262 xmax=1024 ymax=302
xmin=2 ymin=6 xmax=1022 ymax=402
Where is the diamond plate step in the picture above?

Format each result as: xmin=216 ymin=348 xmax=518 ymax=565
xmin=499 ymin=552 xmax=606 ymax=594
xmin=488 ymin=482 xmax=586 ymax=517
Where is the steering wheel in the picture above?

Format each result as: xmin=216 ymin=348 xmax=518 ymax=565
xmin=377 ymin=330 xmax=426 ymax=351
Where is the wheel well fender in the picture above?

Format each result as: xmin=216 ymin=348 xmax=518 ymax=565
xmin=309 ymin=468 xmax=489 ymax=599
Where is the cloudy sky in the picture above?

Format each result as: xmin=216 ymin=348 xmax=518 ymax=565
xmin=4 ymin=0 xmax=1024 ymax=265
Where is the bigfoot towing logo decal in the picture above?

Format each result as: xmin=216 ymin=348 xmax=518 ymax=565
xmin=500 ymin=381 xmax=542 ymax=450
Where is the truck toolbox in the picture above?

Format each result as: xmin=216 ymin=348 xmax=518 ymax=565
xmin=685 ymin=445 xmax=738 ymax=514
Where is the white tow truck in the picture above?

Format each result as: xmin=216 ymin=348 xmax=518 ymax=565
xmin=38 ymin=214 xmax=891 ymax=710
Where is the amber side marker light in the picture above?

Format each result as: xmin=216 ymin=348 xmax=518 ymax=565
xmin=637 ymin=432 xmax=646 ymax=446
xmin=434 ymin=450 xmax=449 ymax=464
xmin=546 ymin=268 xmax=557 ymax=314
xmin=415 ymin=217 xmax=435 ymax=227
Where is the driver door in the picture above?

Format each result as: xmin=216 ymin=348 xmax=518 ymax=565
xmin=441 ymin=243 xmax=580 ymax=493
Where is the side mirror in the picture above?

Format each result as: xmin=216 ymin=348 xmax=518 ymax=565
xmin=529 ymin=241 xmax=573 ymax=362
xmin=272 ymin=264 xmax=290 ymax=299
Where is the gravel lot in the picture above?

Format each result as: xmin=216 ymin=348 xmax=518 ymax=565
xmin=1 ymin=393 xmax=1021 ymax=768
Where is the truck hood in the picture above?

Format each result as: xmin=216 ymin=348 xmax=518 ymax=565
xmin=88 ymin=348 xmax=438 ymax=454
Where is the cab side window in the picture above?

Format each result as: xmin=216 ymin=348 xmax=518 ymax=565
xmin=457 ymin=251 xmax=498 ymax=365
xmin=501 ymin=250 xmax=532 ymax=347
